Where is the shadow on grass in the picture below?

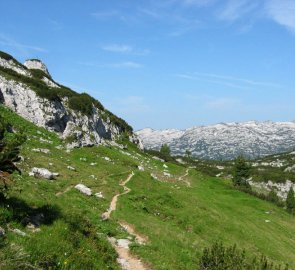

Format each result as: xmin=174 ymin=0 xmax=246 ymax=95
xmin=0 ymin=193 xmax=61 ymax=227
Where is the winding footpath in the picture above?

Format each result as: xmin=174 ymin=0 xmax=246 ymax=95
xmin=101 ymin=172 xmax=134 ymax=220
xmin=101 ymin=172 xmax=150 ymax=270
xmin=178 ymin=168 xmax=191 ymax=187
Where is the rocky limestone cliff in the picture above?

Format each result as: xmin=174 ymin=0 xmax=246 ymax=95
xmin=0 ymin=51 xmax=141 ymax=148
xmin=24 ymin=59 xmax=50 ymax=76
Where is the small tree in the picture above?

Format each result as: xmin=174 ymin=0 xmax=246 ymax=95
xmin=267 ymin=188 xmax=280 ymax=205
xmin=232 ymin=156 xmax=251 ymax=188
xmin=160 ymin=144 xmax=171 ymax=161
xmin=286 ymin=188 xmax=295 ymax=214
xmin=185 ymin=149 xmax=192 ymax=161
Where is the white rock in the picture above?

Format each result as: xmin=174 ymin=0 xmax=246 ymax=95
xmin=0 ymin=227 xmax=5 ymax=237
xmin=95 ymin=192 xmax=104 ymax=199
xmin=75 ymin=184 xmax=92 ymax=196
xmin=32 ymin=148 xmax=50 ymax=154
xmin=163 ymin=164 xmax=168 ymax=169
xmin=151 ymin=173 xmax=158 ymax=180
xmin=138 ymin=165 xmax=145 ymax=171
xmin=67 ymin=166 xmax=76 ymax=171
xmin=10 ymin=228 xmax=26 ymax=236
xmin=284 ymin=164 xmax=295 ymax=172
xmin=152 ymin=156 xmax=165 ymax=162
xmin=30 ymin=167 xmax=58 ymax=180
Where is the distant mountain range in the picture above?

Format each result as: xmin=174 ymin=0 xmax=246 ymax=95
xmin=136 ymin=121 xmax=295 ymax=160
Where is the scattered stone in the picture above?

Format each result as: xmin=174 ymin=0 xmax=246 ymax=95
xmin=151 ymin=173 xmax=158 ymax=180
xmin=55 ymin=145 xmax=64 ymax=150
xmin=40 ymin=138 xmax=53 ymax=144
xmin=284 ymin=164 xmax=295 ymax=172
xmin=67 ymin=165 xmax=76 ymax=171
xmin=163 ymin=172 xmax=171 ymax=177
xmin=138 ymin=165 xmax=145 ymax=171
xmin=0 ymin=227 xmax=5 ymax=237
xmin=104 ymin=157 xmax=111 ymax=161
xmin=90 ymin=162 xmax=97 ymax=166
xmin=49 ymin=163 xmax=53 ymax=166
xmin=176 ymin=158 xmax=186 ymax=164
xmin=163 ymin=164 xmax=168 ymax=169
xmin=80 ymin=157 xmax=87 ymax=161
xmin=265 ymin=220 xmax=271 ymax=223
xmin=152 ymin=156 xmax=164 ymax=162
xmin=95 ymin=192 xmax=104 ymax=199
xmin=32 ymin=148 xmax=50 ymax=154
xmin=29 ymin=167 xmax=59 ymax=180
xmin=217 ymin=166 xmax=225 ymax=170
xmin=75 ymin=184 xmax=92 ymax=196
xmin=10 ymin=228 xmax=26 ymax=237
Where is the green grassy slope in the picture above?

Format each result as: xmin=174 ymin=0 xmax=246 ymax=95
xmin=1 ymin=105 xmax=295 ymax=269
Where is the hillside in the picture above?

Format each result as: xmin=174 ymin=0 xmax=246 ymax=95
xmin=1 ymin=106 xmax=295 ymax=269
xmin=137 ymin=121 xmax=295 ymax=160
xmin=189 ymin=149 xmax=295 ymax=201
xmin=0 ymin=51 xmax=139 ymax=148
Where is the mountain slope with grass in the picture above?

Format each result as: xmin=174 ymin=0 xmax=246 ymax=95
xmin=0 ymin=51 xmax=140 ymax=148
xmin=0 ymin=105 xmax=294 ymax=269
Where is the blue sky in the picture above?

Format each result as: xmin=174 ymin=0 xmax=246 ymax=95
xmin=1 ymin=0 xmax=295 ymax=130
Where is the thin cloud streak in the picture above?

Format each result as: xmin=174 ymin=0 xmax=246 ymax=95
xmin=176 ymin=72 xmax=282 ymax=89
xmin=101 ymin=44 xmax=150 ymax=55
xmin=176 ymin=74 xmax=251 ymax=90
xmin=217 ymin=0 xmax=258 ymax=22
xmin=0 ymin=34 xmax=47 ymax=54
xmin=79 ymin=61 xmax=143 ymax=69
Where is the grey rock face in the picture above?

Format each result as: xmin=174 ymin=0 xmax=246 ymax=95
xmin=0 ymin=55 xmax=140 ymax=148
xmin=24 ymin=59 xmax=50 ymax=76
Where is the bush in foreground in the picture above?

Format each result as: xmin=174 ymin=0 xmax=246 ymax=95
xmin=199 ymin=242 xmax=288 ymax=270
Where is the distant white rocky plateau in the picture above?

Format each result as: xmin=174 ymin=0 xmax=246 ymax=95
xmin=136 ymin=121 xmax=295 ymax=160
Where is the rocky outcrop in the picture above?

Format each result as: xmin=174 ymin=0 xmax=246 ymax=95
xmin=0 ymin=52 xmax=141 ymax=148
xmin=24 ymin=59 xmax=50 ymax=76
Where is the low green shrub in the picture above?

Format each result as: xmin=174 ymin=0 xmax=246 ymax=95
xmin=199 ymin=242 xmax=288 ymax=270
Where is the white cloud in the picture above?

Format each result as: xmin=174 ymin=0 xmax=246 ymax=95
xmin=265 ymin=0 xmax=295 ymax=31
xmin=102 ymin=44 xmax=133 ymax=53
xmin=101 ymin=44 xmax=150 ymax=55
xmin=108 ymin=62 xmax=143 ymax=69
xmin=79 ymin=61 xmax=143 ymax=69
xmin=176 ymin=72 xmax=281 ymax=89
xmin=217 ymin=0 xmax=258 ymax=21
xmin=181 ymin=0 xmax=216 ymax=6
